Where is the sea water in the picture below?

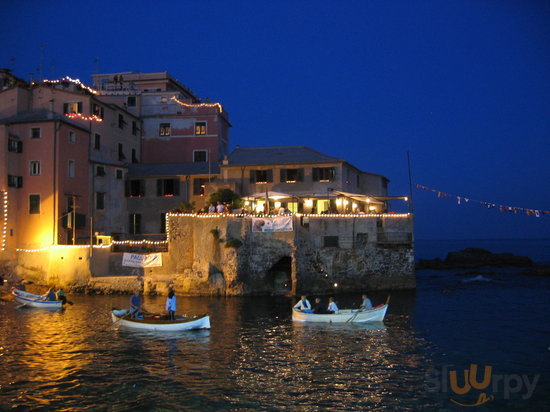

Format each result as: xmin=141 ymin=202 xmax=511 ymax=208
xmin=0 ymin=239 xmax=548 ymax=410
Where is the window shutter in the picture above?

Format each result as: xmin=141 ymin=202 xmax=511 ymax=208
xmin=18 ymin=176 xmax=23 ymax=188
xmin=250 ymin=170 xmax=256 ymax=183
xmin=267 ymin=169 xmax=273 ymax=183
xmin=157 ymin=180 xmax=162 ymax=196
xmin=125 ymin=181 xmax=130 ymax=197
xmin=77 ymin=102 xmax=83 ymax=113
xmin=298 ymin=168 xmax=304 ymax=182
xmin=280 ymin=169 xmax=287 ymax=183
xmin=173 ymin=179 xmax=180 ymax=195
xmin=312 ymin=168 xmax=319 ymax=182
xmin=329 ymin=167 xmax=335 ymax=181
xmin=139 ymin=180 xmax=145 ymax=196
xmin=63 ymin=103 xmax=69 ymax=114
xmin=17 ymin=141 xmax=23 ymax=153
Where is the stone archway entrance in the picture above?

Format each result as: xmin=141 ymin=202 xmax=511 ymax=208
xmin=267 ymin=256 xmax=292 ymax=295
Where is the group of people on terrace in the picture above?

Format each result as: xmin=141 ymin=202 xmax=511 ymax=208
xmin=293 ymin=294 xmax=373 ymax=314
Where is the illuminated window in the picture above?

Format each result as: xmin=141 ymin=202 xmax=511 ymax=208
xmin=250 ymin=169 xmax=273 ymax=184
xmin=195 ymin=122 xmax=206 ymax=135
xmin=29 ymin=194 xmax=40 ymax=214
xmin=159 ymin=123 xmax=171 ymax=136
xmin=161 ymin=96 xmax=167 ymax=103
xmin=92 ymin=103 xmax=104 ymax=119
xmin=157 ymin=179 xmax=179 ymax=197
xmin=68 ymin=160 xmax=75 ymax=178
xmin=280 ymin=168 xmax=303 ymax=183
xmin=313 ymin=167 xmax=336 ymax=182
xmin=31 ymin=128 xmax=41 ymax=139
xmin=193 ymin=150 xmax=207 ymax=162
xmin=30 ymin=161 xmax=41 ymax=176
xmin=63 ymin=102 xmax=82 ymax=114
xmin=193 ymin=178 xmax=208 ymax=196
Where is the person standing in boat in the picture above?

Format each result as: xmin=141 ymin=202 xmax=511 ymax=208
xmin=129 ymin=290 xmax=142 ymax=318
xmin=359 ymin=294 xmax=373 ymax=310
xmin=165 ymin=288 xmax=176 ymax=320
xmin=293 ymin=295 xmax=312 ymax=312
xmin=327 ymin=297 xmax=339 ymax=314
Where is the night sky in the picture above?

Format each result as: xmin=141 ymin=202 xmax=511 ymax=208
xmin=2 ymin=1 xmax=549 ymax=240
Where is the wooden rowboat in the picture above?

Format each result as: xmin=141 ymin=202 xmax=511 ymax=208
xmin=111 ymin=309 xmax=211 ymax=331
xmin=292 ymin=304 xmax=388 ymax=323
xmin=11 ymin=288 xmax=62 ymax=309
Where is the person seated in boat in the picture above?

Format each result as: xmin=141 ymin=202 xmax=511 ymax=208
xmin=129 ymin=290 xmax=142 ymax=318
xmin=56 ymin=288 xmax=67 ymax=305
xmin=165 ymin=288 xmax=176 ymax=320
xmin=327 ymin=297 xmax=339 ymax=314
xmin=312 ymin=297 xmax=326 ymax=314
xmin=293 ymin=295 xmax=312 ymax=313
xmin=359 ymin=294 xmax=373 ymax=310
xmin=44 ymin=288 xmax=56 ymax=301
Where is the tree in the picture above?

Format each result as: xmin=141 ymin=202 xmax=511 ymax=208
xmin=209 ymin=188 xmax=243 ymax=210
xmin=171 ymin=201 xmax=195 ymax=213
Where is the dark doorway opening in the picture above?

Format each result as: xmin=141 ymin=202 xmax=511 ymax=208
xmin=267 ymin=256 xmax=292 ymax=295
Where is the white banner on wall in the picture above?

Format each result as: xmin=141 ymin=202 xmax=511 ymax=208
xmin=122 ymin=252 xmax=163 ymax=267
xmin=252 ymin=216 xmax=293 ymax=232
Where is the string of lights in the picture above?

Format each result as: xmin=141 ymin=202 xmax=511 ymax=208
xmin=170 ymin=96 xmax=223 ymax=112
xmin=64 ymin=113 xmax=103 ymax=122
xmin=37 ymin=76 xmax=99 ymax=95
xmin=2 ymin=192 xmax=8 ymax=251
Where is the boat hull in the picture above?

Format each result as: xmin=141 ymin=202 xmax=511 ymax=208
xmin=111 ymin=310 xmax=211 ymax=331
xmin=11 ymin=289 xmax=62 ymax=309
xmin=292 ymin=305 xmax=388 ymax=323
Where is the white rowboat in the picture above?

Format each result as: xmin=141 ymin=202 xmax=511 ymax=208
xmin=111 ymin=309 xmax=211 ymax=331
xmin=292 ymin=304 xmax=388 ymax=323
xmin=11 ymin=288 xmax=63 ymax=309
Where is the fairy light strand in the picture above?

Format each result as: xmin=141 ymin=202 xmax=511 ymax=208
xmin=171 ymin=96 xmax=223 ymax=113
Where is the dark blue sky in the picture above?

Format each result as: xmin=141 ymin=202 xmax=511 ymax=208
xmin=2 ymin=1 xmax=549 ymax=240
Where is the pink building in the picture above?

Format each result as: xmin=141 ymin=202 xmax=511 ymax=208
xmin=91 ymin=72 xmax=230 ymax=164
xmin=0 ymin=70 xmax=141 ymax=253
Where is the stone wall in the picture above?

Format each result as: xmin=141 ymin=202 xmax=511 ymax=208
xmin=11 ymin=214 xmax=415 ymax=295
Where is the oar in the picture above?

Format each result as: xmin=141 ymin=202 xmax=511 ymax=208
xmin=346 ymin=309 xmax=363 ymax=323
xmin=113 ymin=309 xmax=131 ymax=325
xmin=15 ymin=302 xmax=27 ymax=309
xmin=385 ymin=295 xmax=391 ymax=306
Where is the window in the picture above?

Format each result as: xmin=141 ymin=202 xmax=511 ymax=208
xmin=132 ymin=121 xmax=138 ymax=135
xmin=94 ymin=133 xmax=101 ymax=150
xmin=129 ymin=213 xmax=141 ymax=234
xmin=159 ymin=123 xmax=171 ymax=136
xmin=96 ymin=192 xmax=105 ymax=210
xmin=96 ymin=166 xmax=106 ymax=177
xmin=116 ymin=169 xmax=123 ymax=179
xmin=160 ymin=213 xmax=166 ymax=234
xmin=31 ymin=128 xmax=41 ymax=139
xmin=30 ymin=161 xmax=41 ymax=176
xmin=118 ymin=143 xmax=126 ymax=161
xmin=29 ymin=194 xmax=40 ymax=214
xmin=193 ymin=178 xmax=208 ymax=196
xmin=125 ymin=180 xmax=145 ymax=197
xmin=92 ymin=103 xmax=104 ymax=119
xmin=68 ymin=131 xmax=76 ymax=143
xmin=193 ymin=150 xmax=207 ymax=163
xmin=324 ymin=236 xmax=339 ymax=247
xmin=63 ymin=102 xmax=83 ymax=114
xmin=8 ymin=137 xmax=22 ymax=153
xmin=194 ymin=121 xmax=206 ymax=135
xmin=68 ymin=160 xmax=75 ymax=178
xmin=127 ymin=96 xmax=136 ymax=107
xmin=160 ymin=96 xmax=167 ymax=103
xmin=132 ymin=149 xmax=138 ymax=163
xmin=8 ymin=175 xmax=23 ymax=188
xmin=118 ymin=114 xmax=124 ymax=129
xmin=313 ymin=167 xmax=336 ymax=182
xmin=280 ymin=168 xmax=304 ymax=183
xmin=157 ymin=179 xmax=180 ymax=196
xmin=250 ymin=169 xmax=273 ymax=184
